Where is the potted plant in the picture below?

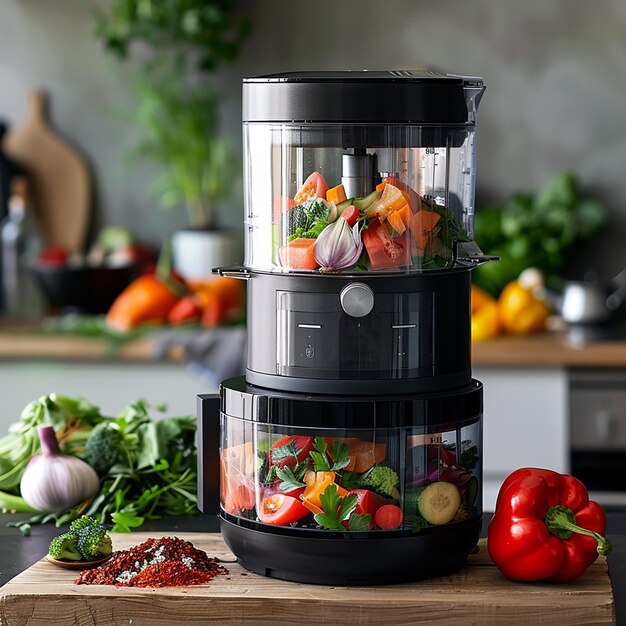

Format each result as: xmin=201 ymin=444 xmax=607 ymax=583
xmin=94 ymin=0 xmax=251 ymax=279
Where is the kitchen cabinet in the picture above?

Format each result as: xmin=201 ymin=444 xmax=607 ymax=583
xmin=475 ymin=366 xmax=569 ymax=511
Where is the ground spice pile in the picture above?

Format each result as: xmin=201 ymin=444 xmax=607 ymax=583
xmin=75 ymin=536 xmax=227 ymax=587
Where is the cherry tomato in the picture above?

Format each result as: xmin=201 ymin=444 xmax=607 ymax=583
xmin=341 ymin=489 xmax=388 ymax=529
xmin=269 ymin=435 xmax=315 ymax=469
xmin=341 ymin=205 xmax=359 ymax=226
xmin=375 ymin=504 xmax=404 ymax=529
xmin=257 ymin=493 xmax=309 ymax=526
xmin=293 ymin=172 xmax=329 ymax=205
xmin=362 ymin=221 xmax=411 ymax=270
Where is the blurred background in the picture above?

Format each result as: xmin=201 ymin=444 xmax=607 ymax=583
xmin=1 ymin=0 xmax=626 ymax=508
xmin=0 ymin=0 xmax=625 ymax=261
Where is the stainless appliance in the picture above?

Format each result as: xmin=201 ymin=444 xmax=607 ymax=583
xmin=570 ymin=369 xmax=626 ymax=502
xmin=198 ymin=70 xmax=493 ymax=584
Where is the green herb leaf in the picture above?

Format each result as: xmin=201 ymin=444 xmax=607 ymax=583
xmin=314 ymin=484 xmax=344 ymax=530
xmin=338 ymin=493 xmax=358 ymax=522
xmin=310 ymin=437 xmax=331 ymax=471
xmin=276 ymin=467 xmax=306 ymax=493
xmin=309 ymin=451 xmax=330 ymax=472
xmin=348 ymin=513 xmax=371 ymax=531
xmin=111 ymin=510 xmax=145 ymax=533
xmin=293 ymin=460 xmax=310 ymax=482
xmin=263 ymin=464 xmax=278 ymax=486
xmin=270 ymin=440 xmax=299 ymax=462
xmin=328 ymin=440 xmax=351 ymax=471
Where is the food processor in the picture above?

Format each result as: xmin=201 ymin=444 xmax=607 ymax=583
xmin=198 ymin=70 xmax=493 ymax=585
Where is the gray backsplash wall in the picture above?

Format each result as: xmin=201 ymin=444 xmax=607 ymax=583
xmin=1 ymin=0 xmax=626 ymax=279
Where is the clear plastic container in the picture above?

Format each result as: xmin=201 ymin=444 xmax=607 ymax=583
xmin=219 ymin=416 xmax=481 ymax=533
xmin=244 ymin=123 xmax=478 ymax=274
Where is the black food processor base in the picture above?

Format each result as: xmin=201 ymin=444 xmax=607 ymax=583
xmin=221 ymin=515 xmax=482 ymax=586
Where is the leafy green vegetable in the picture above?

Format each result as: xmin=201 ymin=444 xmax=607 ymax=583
xmin=310 ymin=437 xmax=331 ymax=471
xmin=314 ymin=484 xmax=356 ymax=530
xmin=4 ymin=396 xmax=198 ymax=534
xmin=473 ymin=172 xmax=607 ymax=295
xmin=313 ymin=484 xmax=370 ymax=532
xmin=327 ymin=440 xmax=351 ymax=472
xmin=270 ymin=440 xmax=299 ymax=463
xmin=276 ymin=466 xmax=306 ymax=493
xmin=310 ymin=437 xmax=351 ymax=472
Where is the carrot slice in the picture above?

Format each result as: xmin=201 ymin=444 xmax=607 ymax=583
xmin=278 ymin=238 xmax=318 ymax=270
xmin=409 ymin=210 xmax=441 ymax=250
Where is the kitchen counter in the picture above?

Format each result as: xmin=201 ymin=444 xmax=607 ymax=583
xmin=0 ymin=513 xmax=623 ymax=624
xmin=3 ymin=323 xmax=626 ymax=368
xmin=473 ymin=332 xmax=626 ymax=367
xmin=0 ymin=323 xmax=184 ymax=362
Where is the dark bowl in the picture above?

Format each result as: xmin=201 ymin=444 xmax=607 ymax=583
xmin=29 ymin=263 xmax=140 ymax=314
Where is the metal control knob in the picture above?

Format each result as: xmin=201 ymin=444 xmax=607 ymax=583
xmin=340 ymin=283 xmax=374 ymax=317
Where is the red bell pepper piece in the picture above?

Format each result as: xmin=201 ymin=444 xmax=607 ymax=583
xmin=487 ymin=467 xmax=612 ymax=582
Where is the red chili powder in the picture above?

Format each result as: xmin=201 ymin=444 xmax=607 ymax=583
xmin=75 ymin=536 xmax=227 ymax=587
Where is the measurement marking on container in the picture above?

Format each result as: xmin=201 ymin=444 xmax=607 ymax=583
xmin=392 ymin=324 xmax=417 ymax=329
xmin=298 ymin=324 xmax=322 ymax=329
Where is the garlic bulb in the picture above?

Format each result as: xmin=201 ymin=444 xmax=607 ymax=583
xmin=20 ymin=425 xmax=99 ymax=513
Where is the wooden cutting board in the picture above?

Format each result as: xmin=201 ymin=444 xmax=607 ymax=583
xmin=0 ymin=533 xmax=615 ymax=625
xmin=3 ymin=91 xmax=91 ymax=253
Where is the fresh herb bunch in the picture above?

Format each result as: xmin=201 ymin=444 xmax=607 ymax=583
xmin=93 ymin=0 xmax=251 ymax=229
xmin=2 ymin=396 xmax=198 ymax=534
xmin=473 ymin=172 xmax=607 ymax=295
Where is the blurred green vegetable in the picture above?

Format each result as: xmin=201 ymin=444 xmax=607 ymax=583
xmin=473 ymin=173 xmax=607 ymax=296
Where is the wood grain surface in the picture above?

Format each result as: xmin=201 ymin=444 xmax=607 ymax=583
xmin=3 ymin=90 xmax=90 ymax=254
xmin=0 ymin=532 xmax=615 ymax=625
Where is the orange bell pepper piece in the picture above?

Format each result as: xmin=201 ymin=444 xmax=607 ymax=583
xmin=302 ymin=471 xmax=347 ymax=508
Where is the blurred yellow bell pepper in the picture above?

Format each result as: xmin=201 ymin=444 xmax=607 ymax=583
xmin=471 ymin=285 xmax=501 ymax=342
xmin=498 ymin=280 xmax=550 ymax=334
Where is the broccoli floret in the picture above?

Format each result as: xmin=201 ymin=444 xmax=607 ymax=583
xmin=286 ymin=199 xmax=330 ymax=237
xmin=68 ymin=515 xmax=100 ymax=533
xmin=359 ymin=465 xmax=400 ymax=499
xmin=48 ymin=532 xmax=82 ymax=561
xmin=85 ymin=422 xmax=123 ymax=474
xmin=76 ymin=525 xmax=113 ymax=560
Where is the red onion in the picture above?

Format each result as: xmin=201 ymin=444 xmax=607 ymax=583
xmin=20 ymin=425 xmax=100 ymax=513
xmin=313 ymin=219 xmax=363 ymax=271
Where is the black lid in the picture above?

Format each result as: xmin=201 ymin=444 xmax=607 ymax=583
xmin=243 ymin=70 xmax=484 ymax=124
xmin=220 ymin=376 xmax=482 ymax=430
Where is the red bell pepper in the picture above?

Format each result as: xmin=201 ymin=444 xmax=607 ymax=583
xmin=488 ymin=468 xmax=611 ymax=582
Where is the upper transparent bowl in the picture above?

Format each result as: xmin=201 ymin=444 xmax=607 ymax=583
xmin=241 ymin=71 xmax=485 ymax=275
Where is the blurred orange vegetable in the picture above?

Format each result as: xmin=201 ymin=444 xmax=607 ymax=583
xmin=106 ymin=275 xmax=180 ymax=332
xmin=167 ymin=295 xmax=201 ymax=325
xmin=471 ymin=284 xmax=500 ymax=342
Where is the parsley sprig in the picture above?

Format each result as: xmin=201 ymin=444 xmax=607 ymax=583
xmin=275 ymin=466 xmax=306 ymax=492
xmin=314 ymin=484 xmax=371 ymax=531
xmin=310 ymin=437 xmax=351 ymax=472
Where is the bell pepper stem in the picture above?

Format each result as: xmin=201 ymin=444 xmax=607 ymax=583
xmin=546 ymin=504 xmax=612 ymax=555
